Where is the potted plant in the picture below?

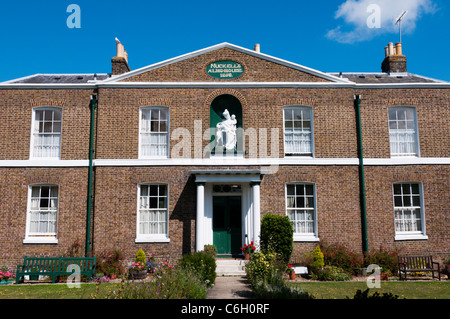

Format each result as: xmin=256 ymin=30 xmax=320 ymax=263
xmin=240 ymin=241 xmax=256 ymax=260
xmin=287 ymin=264 xmax=296 ymax=280
xmin=129 ymin=261 xmax=147 ymax=280
xmin=129 ymin=249 xmax=148 ymax=280
xmin=0 ymin=267 xmax=15 ymax=285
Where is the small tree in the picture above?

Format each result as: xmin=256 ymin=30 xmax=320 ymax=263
xmin=135 ymin=249 xmax=146 ymax=265
xmin=310 ymin=245 xmax=324 ymax=270
xmin=260 ymin=214 xmax=294 ymax=265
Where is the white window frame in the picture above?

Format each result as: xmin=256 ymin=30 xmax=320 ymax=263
xmin=285 ymin=183 xmax=319 ymax=242
xmin=135 ymin=183 xmax=170 ymax=243
xmin=139 ymin=107 xmax=169 ymax=159
xmin=388 ymin=106 xmax=420 ymax=157
xmin=30 ymin=107 xmax=63 ymax=160
xmin=393 ymin=182 xmax=428 ymax=241
xmin=283 ymin=106 xmax=314 ymax=157
xmin=24 ymin=184 xmax=59 ymax=244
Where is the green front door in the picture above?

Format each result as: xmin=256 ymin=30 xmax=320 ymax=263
xmin=213 ymin=196 xmax=242 ymax=256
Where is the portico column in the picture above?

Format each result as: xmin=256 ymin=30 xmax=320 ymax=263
xmin=251 ymin=181 xmax=261 ymax=247
xmin=195 ymin=182 xmax=205 ymax=252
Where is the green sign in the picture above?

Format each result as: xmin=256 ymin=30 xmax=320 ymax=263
xmin=206 ymin=61 xmax=244 ymax=79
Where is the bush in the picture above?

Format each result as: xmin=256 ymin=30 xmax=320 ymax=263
xmin=319 ymin=241 xmax=363 ymax=272
xmin=252 ymin=272 xmax=314 ymax=299
xmin=310 ymin=245 xmax=324 ymax=270
xmin=135 ymin=249 xmax=146 ymax=265
xmin=363 ymin=246 xmax=402 ymax=275
xmin=260 ymin=214 xmax=293 ymax=265
xmin=95 ymin=249 xmax=126 ymax=277
xmin=203 ymin=245 xmax=217 ymax=257
xmin=179 ymin=251 xmax=216 ymax=288
xmin=311 ymin=265 xmax=352 ymax=281
xmin=119 ymin=266 xmax=207 ymax=299
xmin=348 ymin=289 xmax=401 ymax=300
xmin=245 ymin=251 xmax=279 ymax=286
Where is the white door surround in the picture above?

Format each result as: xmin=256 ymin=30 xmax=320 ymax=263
xmin=192 ymin=169 xmax=264 ymax=252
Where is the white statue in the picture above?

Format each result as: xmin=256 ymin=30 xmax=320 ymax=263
xmin=215 ymin=109 xmax=237 ymax=151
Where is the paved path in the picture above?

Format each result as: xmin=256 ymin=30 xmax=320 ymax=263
xmin=207 ymin=276 xmax=254 ymax=299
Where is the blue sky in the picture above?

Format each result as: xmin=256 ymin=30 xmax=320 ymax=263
xmin=1 ymin=0 xmax=449 ymax=82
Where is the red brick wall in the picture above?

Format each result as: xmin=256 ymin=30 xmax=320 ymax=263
xmin=0 ymin=89 xmax=94 ymax=160
xmin=0 ymin=167 xmax=88 ymax=268
xmin=120 ymin=48 xmax=330 ymax=83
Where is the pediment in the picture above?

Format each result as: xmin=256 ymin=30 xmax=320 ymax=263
xmin=103 ymin=43 xmax=345 ymax=83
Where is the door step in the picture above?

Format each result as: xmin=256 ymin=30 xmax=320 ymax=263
xmin=215 ymin=259 xmax=248 ymax=276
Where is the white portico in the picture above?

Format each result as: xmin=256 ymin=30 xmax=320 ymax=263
xmin=192 ymin=169 xmax=263 ymax=256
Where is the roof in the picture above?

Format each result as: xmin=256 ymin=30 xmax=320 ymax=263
xmin=329 ymin=72 xmax=445 ymax=84
xmin=4 ymin=73 xmax=110 ymax=84
xmin=1 ymin=43 xmax=449 ymax=87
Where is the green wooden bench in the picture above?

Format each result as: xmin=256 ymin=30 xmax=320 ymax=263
xmin=15 ymin=256 xmax=96 ymax=284
xmin=398 ymin=255 xmax=440 ymax=281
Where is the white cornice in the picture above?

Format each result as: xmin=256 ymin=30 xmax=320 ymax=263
xmin=1 ymin=158 xmax=449 ymax=167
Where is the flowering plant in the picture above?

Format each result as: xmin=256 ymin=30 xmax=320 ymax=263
xmin=287 ymin=264 xmax=295 ymax=274
xmin=240 ymin=241 xmax=256 ymax=254
xmin=0 ymin=267 xmax=16 ymax=281
xmin=131 ymin=261 xmax=146 ymax=271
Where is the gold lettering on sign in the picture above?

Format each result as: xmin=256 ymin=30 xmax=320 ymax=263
xmin=280 ymin=98 xmax=316 ymax=106
xmin=30 ymin=99 xmax=67 ymax=107
xmin=138 ymin=98 xmax=172 ymax=106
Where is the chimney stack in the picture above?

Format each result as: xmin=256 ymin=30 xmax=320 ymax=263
xmin=111 ymin=38 xmax=130 ymax=75
xmin=381 ymin=42 xmax=407 ymax=74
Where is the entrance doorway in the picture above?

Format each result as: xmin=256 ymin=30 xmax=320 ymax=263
xmin=212 ymin=196 xmax=242 ymax=256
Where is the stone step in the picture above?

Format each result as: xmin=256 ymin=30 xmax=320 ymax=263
xmin=215 ymin=259 xmax=248 ymax=276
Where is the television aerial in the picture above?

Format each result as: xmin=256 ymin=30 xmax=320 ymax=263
xmin=395 ymin=10 xmax=408 ymax=43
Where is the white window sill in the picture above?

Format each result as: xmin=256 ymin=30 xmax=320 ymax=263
xmin=293 ymin=234 xmax=319 ymax=242
xmin=135 ymin=237 xmax=170 ymax=243
xmin=395 ymin=234 xmax=428 ymax=241
xmin=23 ymin=238 xmax=58 ymax=244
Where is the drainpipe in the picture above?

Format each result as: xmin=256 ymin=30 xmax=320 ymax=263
xmin=86 ymin=93 xmax=97 ymax=257
xmin=354 ymin=94 xmax=368 ymax=254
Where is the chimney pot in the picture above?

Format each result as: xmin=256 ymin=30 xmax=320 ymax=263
xmin=395 ymin=42 xmax=402 ymax=56
xmin=111 ymin=38 xmax=130 ymax=75
xmin=254 ymin=44 xmax=260 ymax=53
xmin=382 ymin=42 xmax=407 ymax=73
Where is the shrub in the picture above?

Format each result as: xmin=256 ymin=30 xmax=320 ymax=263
xmin=348 ymin=289 xmax=401 ymax=300
xmin=363 ymin=246 xmax=402 ymax=275
xmin=179 ymin=251 xmax=216 ymax=288
xmin=63 ymin=238 xmax=83 ymax=257
xmin=260 ymin=214 xmax=293 ymax=265
xmin=95 ymin=249 xmax=126 ymax=277
xmin=252 ymin=272 xmax=315 ymax=299
xmin=319 ymin=241 xmax=363 ymax=272
xmin=203 ymin=245 xmax=217 ymax=257
xmin=135 ymin=249 xmax=146 ymax=265
xmin=245 ymin=250 xmax=287 ymax=288
xmin=310 ymin=245 xmax=324 ymax=270
xmin=311 ymin=265 xmax=352 ymax=281
xmin=119 ymin=266 xmax=207 ymax=299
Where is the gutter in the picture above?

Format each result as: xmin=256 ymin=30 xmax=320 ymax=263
xmin=86 ymin=93 xmax=97 ymax=256
xmin=354 ymin=94 xmax=368 ymax=254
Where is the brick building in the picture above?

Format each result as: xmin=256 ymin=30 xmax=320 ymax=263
xmin=0 ymin=41 xmax=449 ymax=267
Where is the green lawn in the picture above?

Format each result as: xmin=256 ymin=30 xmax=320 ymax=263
xmin=0 ymin=282 xmax=122 ymax=299
xmin=0 ymin=280 xmax=449 ymax=299
xmin=291 ymin=281 xmax=450 ymax=299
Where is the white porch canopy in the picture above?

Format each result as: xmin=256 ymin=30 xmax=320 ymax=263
xmin=191 ymin=169 xmax=265 ymax=252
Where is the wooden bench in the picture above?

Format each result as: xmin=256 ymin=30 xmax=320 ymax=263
xmin=15 ymin=256 xmax=96 ymax=284
xmin=398 ymin=255 xmax=440 ymax=281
